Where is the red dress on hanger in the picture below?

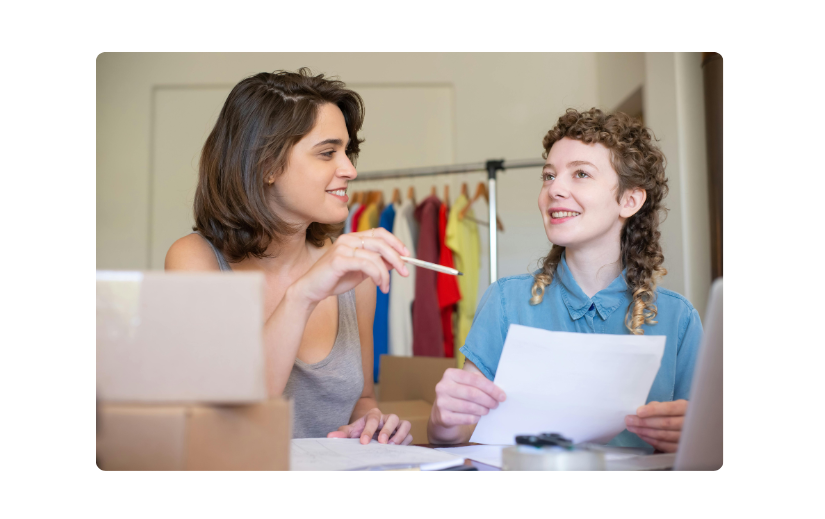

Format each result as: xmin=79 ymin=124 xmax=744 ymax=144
xmin=436 ymin=203 xmax=461 ymax=357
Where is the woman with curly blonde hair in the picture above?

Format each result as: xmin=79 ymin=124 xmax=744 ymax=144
xmin=427 ymin=108 xmax=703 ymax=453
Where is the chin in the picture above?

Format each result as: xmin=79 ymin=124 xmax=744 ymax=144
xmin=315 ymin=211 xmax=348 ymax=225
xmin=545 ymin=230 xmax=570 ymax=248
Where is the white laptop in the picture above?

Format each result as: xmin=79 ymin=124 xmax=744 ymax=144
xmin=606 ymin=278 xmax=723 ymax=471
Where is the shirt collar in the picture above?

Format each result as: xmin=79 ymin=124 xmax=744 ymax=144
xmin=554 ymin=252 xmax=630 ymax=321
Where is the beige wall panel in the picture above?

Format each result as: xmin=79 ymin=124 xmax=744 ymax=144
xmin=150 ymin=87 xmax=230 ymax=269
xmin=351 ymin=85 xmax=455 ymax=172
xmin=597 ymin=53 xmax=645 ymax=112
xmin=644 ymin=52 xmax=687 ymax=297
xmin=98 ymin=53 xmax=601 ymax=281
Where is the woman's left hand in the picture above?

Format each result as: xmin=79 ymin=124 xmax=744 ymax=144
xmin=624 ymin=400 xmax=688 ymax=453
xmin=327 ymin=408 xmax=413 ymax=445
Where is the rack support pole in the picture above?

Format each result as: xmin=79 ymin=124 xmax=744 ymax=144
xmin=486 ymin=160 xmax=504 ymax=284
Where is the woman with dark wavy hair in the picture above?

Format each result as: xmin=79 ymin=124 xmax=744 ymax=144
xmin=165 ymin=69 xmax=415 ymax=445
xmin=427 ymin=108 xmax=703 ymax=453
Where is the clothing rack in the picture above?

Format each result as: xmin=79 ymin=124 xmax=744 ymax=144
xmin=353 ymin=158 xmax=545 ymax=284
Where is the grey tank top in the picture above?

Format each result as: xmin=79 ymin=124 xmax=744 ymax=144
xmin=195 ymin=233 xmax=364 ymax=438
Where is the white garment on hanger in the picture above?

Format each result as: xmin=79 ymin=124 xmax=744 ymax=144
xmin=388 ymin=200 xmax=418 ymax=357
xmin=473 ymin=198 xmax=491 ymax=308
xmin=343 ymin=202 xmax=361 ymax=234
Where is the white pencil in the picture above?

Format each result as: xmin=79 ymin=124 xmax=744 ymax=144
xmin=400 ymin=256 xmax=463 ymax=276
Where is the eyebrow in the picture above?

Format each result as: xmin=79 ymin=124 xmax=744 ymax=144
xmin=312 ymin=138 xmax=349 ymax=149
xmin=543 ymin=160 xmax=599 ymax=171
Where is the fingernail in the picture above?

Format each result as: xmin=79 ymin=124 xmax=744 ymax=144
xmin=404 ymin=246 xmax=410 ymax=255
xmin=625 ymin=416 xmax=636 ymax=426
xmin=380 ymin=434 xmax=388 ymax=443
xmin=498 ymin=393 xmax=506 ymax=402
xmin=361 ymin=434 xmax=369 ymax=443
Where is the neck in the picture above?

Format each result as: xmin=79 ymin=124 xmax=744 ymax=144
xmin=240 ymin=223 xmax=313 ymax=278
xmin=564 ymin=243 xmax=623 ymax=299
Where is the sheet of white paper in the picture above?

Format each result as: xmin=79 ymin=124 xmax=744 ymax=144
xmin=470 ymin=325 xmax=665 ymax=445
xmin=290 ymin=438 xmax=462 ymax=471
xmin=435 ymin=445 xmax=507 ymax=468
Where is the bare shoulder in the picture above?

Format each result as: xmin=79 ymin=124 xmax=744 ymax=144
xmin=164 ymin=233 xmax=221 ymax=271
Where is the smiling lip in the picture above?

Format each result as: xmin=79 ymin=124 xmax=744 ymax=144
xmin=326 ymin=188 xmax=348 ymax=202
xmin=548 ymin=207 xmax=581 ymax=223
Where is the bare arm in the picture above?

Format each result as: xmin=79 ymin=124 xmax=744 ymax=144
xmin=165 ymin=235 xmax=320 ymax=396
xmin=166 ymin=230 xmax=411 ymax=398
xmin=427 ymin=359 xmax=506 ymax=444
xmin=350 ymin=278 xmax=379 ymax=420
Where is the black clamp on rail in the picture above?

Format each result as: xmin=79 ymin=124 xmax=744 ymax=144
xmin=485 ymin=159 xmax=505 ymax=180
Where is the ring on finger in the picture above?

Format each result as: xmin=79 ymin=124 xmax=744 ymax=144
xmin=360 ymin=238 xmax=365 ymax=249
xmin=352 ymin=246 xmax=357 ymax=257
xmin=370 ymin=228 xmax=375 ymax=237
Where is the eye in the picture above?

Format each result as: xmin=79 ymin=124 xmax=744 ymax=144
xmin=541 ymin=172 xmax=555 ymax=181
xmin=320 ymin=150 xmax=335 ymax=158
xmin=575 ymin=170 xmax=589 ymax=179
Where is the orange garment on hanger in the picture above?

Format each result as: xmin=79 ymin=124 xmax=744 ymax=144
xmin=436 ymin=203 xmax=461 ymax=358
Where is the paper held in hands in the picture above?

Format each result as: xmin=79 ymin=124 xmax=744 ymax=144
xmin=470 ymin=325 xmax=665 ymax=445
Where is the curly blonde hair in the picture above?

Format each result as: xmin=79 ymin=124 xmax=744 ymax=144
xmin=529 ymin=108 xmax=669 ymax=335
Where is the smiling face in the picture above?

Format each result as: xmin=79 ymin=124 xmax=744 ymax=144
xmin=538 ymin=137 xmax=644 ymax=256
xmin=268 ymin=103 xmax=357 ymax=226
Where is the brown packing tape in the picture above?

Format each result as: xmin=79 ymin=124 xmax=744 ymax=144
xmin=97 ymin=398 xmax=291 ymax=471
xmin=378 ymin=355 xmax=456 ymax=404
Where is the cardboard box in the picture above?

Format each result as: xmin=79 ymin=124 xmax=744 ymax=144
xmin=377 ymin=356 xmax=457 ymax=444
xmin=378 ymin=355 xmax=457 ymax=404
xmin=376 ymin=400 xmax=433 ymax=445
xmin=97 ymin=398 xmax=291 ymax=470
xmin=96 ymin=271 xmax=267 ymax=403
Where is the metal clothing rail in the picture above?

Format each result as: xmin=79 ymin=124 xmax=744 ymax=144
xmin=354 ymin=158 xmax=545 ymax=284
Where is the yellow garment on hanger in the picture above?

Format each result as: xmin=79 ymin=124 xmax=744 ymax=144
xmin=357 ymin=203 xmax=380 ymax=232
xmin=445 ymin=193 xmax=480 ymax=368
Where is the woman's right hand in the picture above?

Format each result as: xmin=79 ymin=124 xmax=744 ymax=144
xmin=292 ymin=228 xmax=410 ymax=305
xmin=430 ymin=367 xmax=507 ymax=429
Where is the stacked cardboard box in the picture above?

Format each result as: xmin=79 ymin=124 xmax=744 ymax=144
xmin=376 ymin=355 xmax=457 ymax=445
xmin=96 ymin=272 xmax=291 ymax=470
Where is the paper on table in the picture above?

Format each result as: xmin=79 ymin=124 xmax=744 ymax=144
xmin=290 ymin=438 xmax=462 ymax=471
xmin=435 ymin=445 xmax=507 ymax=468
xmin=434 ymin=445 xmax=645 ymax=469
xmin=470 ymin=325 xmax=665 ymax=445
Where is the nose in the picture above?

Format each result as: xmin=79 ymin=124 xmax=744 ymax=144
xmin=337 ymin=155 xmax=357 ymax=180
xmin=547 ymin=175 xmax=569 ymax=199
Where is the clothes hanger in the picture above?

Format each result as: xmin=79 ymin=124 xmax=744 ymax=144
xmin=407 ymin=186 xmax=416 ymax=205
xmin=443 ymin=184 xmax=450 ymax=208
xmin=459 ymin=181 xmax=504 ymax=231
xmin=391 ymin=188 xmax=401 ymax=205
xmin=461 ymin=182 xmax=469 ymax=197
xmin=430 ymin=185 xmax=437 ymax=198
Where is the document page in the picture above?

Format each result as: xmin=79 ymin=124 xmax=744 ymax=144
xmin=290 ymin=438 xmax=462 ymax=471
xmin=470 ymin=325 xmax=665 ymax=445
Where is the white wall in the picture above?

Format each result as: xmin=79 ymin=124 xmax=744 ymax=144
xmin=643 ymin=52 xmax=712 ymax=317
xmin=97 ymin=52 xmax=711 ymax=313
xmin=597 ymin=52 xmax=645 ymax=112
xmin=97 ymin=53 xmax=600 ymax=279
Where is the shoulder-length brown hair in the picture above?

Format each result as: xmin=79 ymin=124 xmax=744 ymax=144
xmin=530 ymin=108 xmax=669 ymax=335
xmin=193 ymin=68 xmax=365 ymax=262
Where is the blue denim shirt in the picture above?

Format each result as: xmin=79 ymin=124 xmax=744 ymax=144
xmin=459 ymin=253 xmax=703 ymax=452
